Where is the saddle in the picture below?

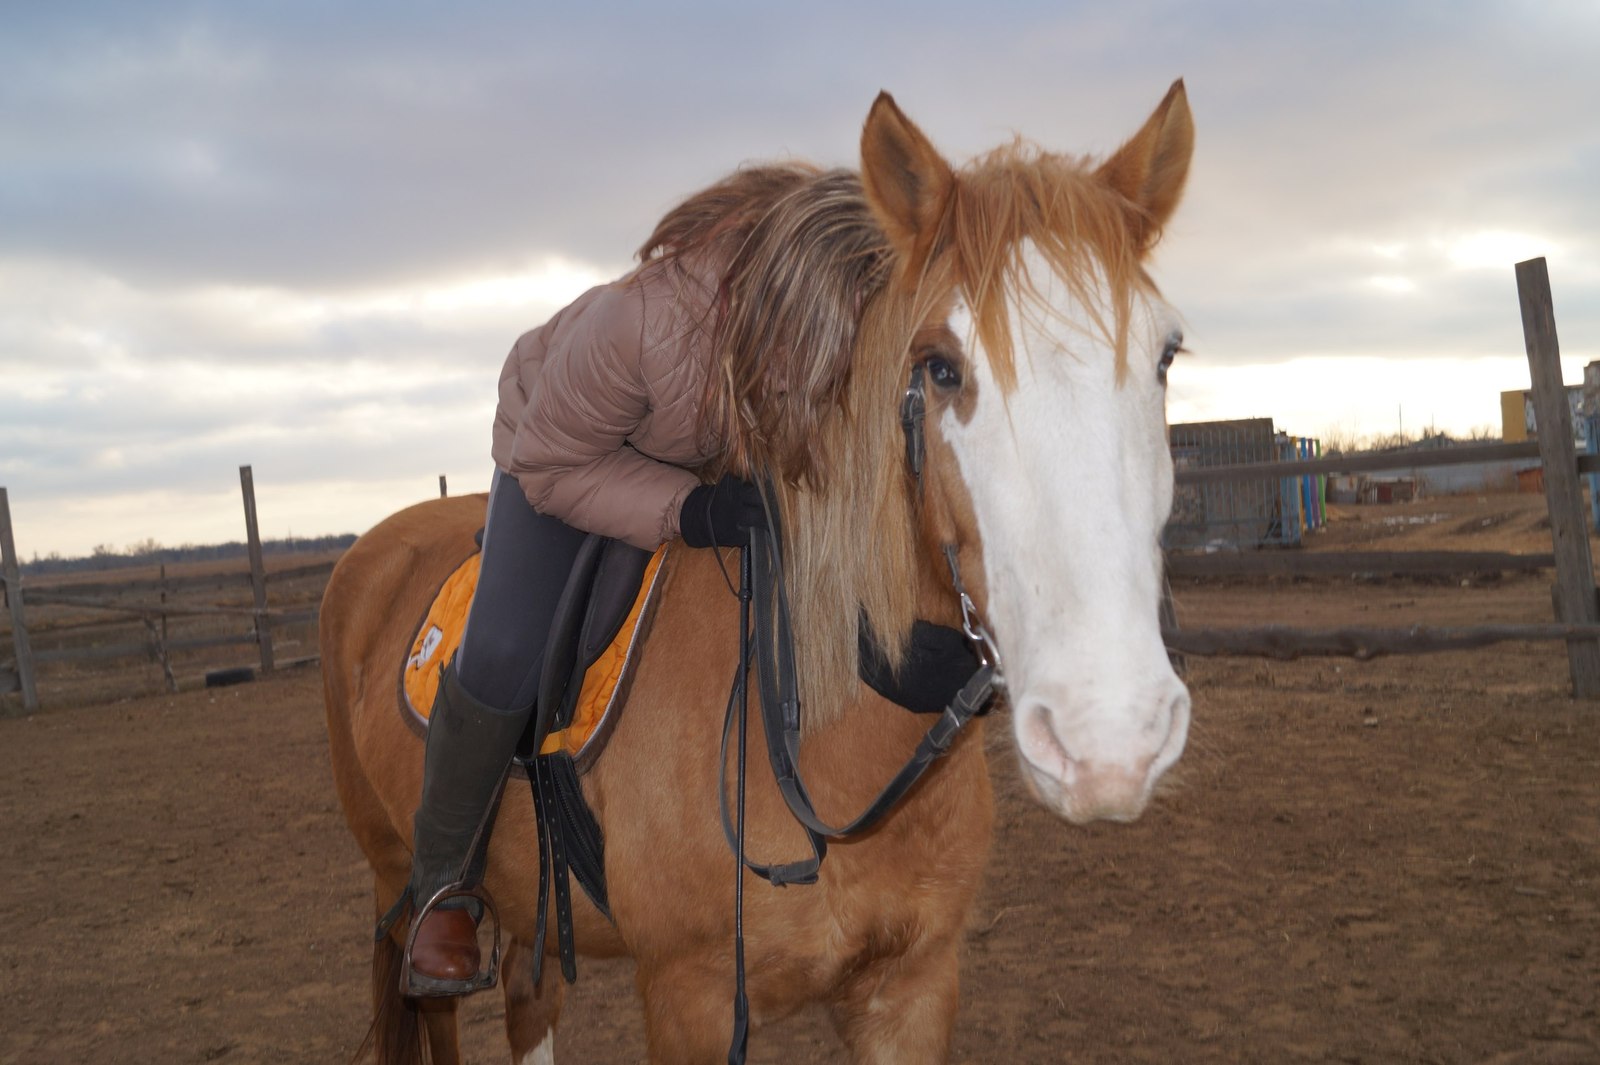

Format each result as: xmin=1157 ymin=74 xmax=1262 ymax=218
xmin=401 ymin=531 xmax=666 ymax=984
xmin=402 ymin=536 xmax=665 ymax=767
xmin=518 ymin=532 xmax=657 ymax=983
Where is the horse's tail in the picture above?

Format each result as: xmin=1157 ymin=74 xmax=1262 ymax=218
xmin=354 ymin=928 xmax=429 ymax=1065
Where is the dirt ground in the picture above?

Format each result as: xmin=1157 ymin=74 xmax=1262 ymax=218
xmin=3 ymin=492 xmax=1598 ymax=1063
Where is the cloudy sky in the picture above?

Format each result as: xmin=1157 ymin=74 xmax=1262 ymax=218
xmin=4 ymin=1 xmax=1597 ymax=557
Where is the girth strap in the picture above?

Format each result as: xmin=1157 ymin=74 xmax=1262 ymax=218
xmin=529 ymin=756 xmax=577 ymax=984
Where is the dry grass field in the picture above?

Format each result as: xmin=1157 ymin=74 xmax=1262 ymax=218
xmin=2 ymin=491 xmax=1597 ymax=1063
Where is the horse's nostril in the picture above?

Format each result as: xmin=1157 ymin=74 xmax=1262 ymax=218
xmin=1017 ymin=700 xmax=1072 ymax=777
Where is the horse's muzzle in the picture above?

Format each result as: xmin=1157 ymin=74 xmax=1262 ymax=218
xmin=1012 ymin=683 xmax=1190 ymax=825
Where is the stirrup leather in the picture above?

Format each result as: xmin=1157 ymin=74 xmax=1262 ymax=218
xmin=399 ymin=883 xmax=503 ymax=998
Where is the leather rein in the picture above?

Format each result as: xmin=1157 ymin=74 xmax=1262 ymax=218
xmin=720 ymin=362 xmax=1006 ymax=1061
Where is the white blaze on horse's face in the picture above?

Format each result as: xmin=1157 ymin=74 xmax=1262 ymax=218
xmin=945 ymin=243 xmax=1190 ymax=825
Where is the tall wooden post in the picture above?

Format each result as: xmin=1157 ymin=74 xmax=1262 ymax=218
xmin=0 ymin=487 xmax=40 ymax=714
xmin=239 ymin=466 xmax=276 ymax=674
xmin=1517 ymin=257 xmax=1600 ymax=698
xmin=157 ymin=563 xmax=176 ymax=692
xmin=439 ymin=474 xmax=449 ymax=498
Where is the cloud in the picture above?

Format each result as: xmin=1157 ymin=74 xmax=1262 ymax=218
xmin=4 ymin=1 xmax=1599 ymax=554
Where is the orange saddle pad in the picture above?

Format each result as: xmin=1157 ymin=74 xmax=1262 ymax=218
xmin=401 ymin=546 xmax=668 ymax=761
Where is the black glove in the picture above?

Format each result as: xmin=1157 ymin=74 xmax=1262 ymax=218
xmin=858 ymin=617 xmax=984 ymax=715
xmin=679 ymin=474 xmax=768 ymax=548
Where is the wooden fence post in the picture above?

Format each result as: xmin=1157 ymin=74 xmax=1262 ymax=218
xmin=156 ymin=563 xmax=177 ymax=692
xmin=1516 ymin=257 xmax=1600 ymax=698
xmin=0 ymin=487 xmax=41 ymax=714
xmin=239 ymin=466 xmax=276 ymax=674
xmin=439 ymin=474 xmax=448 ymax=498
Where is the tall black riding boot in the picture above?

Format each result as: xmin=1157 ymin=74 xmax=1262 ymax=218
xmin=405 ymin=657 xmax=531 ymax=997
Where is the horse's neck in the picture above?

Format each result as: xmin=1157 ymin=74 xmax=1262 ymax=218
xmin=657 ymin=544 xmax=977 ymax=786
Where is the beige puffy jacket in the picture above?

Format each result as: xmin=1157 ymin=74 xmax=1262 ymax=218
xmin=490 ymin=254 xmax=722 ymax=550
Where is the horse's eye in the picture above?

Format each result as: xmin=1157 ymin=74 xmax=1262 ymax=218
xmin=925 ymin=355 xmax=963 ymax=390
xmin=1157 ymin=334 xmax=1184 ymax=386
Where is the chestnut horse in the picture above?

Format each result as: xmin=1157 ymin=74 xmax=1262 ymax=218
xmin=322 ymin=82 xmax=1194 ymax=1064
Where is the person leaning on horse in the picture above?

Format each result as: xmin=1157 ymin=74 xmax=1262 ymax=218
xmin=401 ymin=163 xmax=983 ymax=997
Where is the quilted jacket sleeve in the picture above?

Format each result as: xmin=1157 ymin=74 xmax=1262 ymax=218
xmin=505 ymin=281 xmax=701 ymax=550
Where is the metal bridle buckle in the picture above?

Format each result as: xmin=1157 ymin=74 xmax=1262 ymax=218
xmin=958 ymin=591 xmax=1003 ymax=674
xmin=943 ymin=545 xmax=1006 ymax=691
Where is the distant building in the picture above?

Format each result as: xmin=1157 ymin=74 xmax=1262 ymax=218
xmin=1501 ymin=381 xmax=1587 ymax=445
xmin=1166 ymin=419 xmax=1324 ymax=549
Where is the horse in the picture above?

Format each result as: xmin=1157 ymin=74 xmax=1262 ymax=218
xmin=321 ymin=81 xmax=1195 ymax=1064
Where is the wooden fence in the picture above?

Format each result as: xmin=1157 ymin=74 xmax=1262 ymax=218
xmin=1160 ymin=257 xmax=1600 ymax=698
xmin=3 ymin=259 xmax=1596 ymax=711
xmin=0 ymin=469 xmax=455 ymax=714
xmin=0 ymin=469 xmax=331 ymax=714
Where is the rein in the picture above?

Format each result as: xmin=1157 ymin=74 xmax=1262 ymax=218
xmin=721 ymin=363 xmax=1005 ymax=1062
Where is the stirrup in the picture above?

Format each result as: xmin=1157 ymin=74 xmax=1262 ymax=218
xmin=400 ymin=883 xmax=503 ymax=998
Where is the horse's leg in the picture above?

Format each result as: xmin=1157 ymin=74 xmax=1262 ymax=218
xmin=637 ymin=957 xmax=735 ymax=1064
xmin=829 ymin=937 xmax=961 ymax=1065
xmin=368 ymin=899 xmax=426 ymax=1065
xmin=502 ymin=937 xmax=563 ymax=1064
xmin=419 ymin=998 xmax=463 ymax=1065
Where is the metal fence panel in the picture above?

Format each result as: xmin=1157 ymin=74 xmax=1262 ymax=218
xmin=1166 ymin=420 xmax=1324 ymax=550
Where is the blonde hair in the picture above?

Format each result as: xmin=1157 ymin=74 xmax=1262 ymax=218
xmin=640 ymin=165 xmax=892 ymax=488
xmin=950 ymin=144 xmax=1155 ymax=389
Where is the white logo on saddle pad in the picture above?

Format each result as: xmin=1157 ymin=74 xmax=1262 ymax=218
xmin=409 ymin=625 xmax=444 ymax=671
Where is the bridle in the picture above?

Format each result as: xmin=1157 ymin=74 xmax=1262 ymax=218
xmin=721 ymin=359 xmax=1006 ymax=1061
xmin=903 ymin=362 xmax=1005 ymax=674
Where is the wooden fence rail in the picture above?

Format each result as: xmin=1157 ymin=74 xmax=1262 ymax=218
xmin=15 ymin=560 xmax=335 ymax=602
xmin=1168 ymin=550 xmax=1555 ymax=579
xmin=1173 ymin=439 xmax=1543 ymax=486
xmin=267 ymin=561 xmax=338 ymax=584
xmin=1164 ymin=623 xmax=1600 ymax=662
xmin=33 ymin=631 xmax=261 ymax=664
xmin=22 ymin=591 xmax=310 ymax=620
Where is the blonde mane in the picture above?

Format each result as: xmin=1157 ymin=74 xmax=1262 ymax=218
xmin=949 ymin=143 xmax=1158 ymax=390
xmin=776 ymin=277 xmax=928 ymax=724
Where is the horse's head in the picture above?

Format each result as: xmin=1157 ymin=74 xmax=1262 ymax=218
xmin=860 ymin=84 xmax=1194 ymax=825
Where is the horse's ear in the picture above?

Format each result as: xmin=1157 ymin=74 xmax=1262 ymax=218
xmin=861 ymin=92 xmax=955 ymax=272
xmin=1095 ymin=79 xmax=1194 ymax=252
